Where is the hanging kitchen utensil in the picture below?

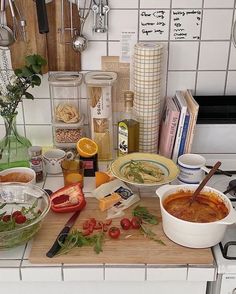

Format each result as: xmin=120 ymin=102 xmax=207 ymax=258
xmin=0 ymin=0 xmax=14 ymax=47
xmin=72 ymin=0 xmax=92 ymax=52
xmin=92 ymin=0 xmax=109 ymax=33
xmin=35 ymin=0 xmax=49 ymax=34
xmin=11 ymin=0 xmax=27 ymax=41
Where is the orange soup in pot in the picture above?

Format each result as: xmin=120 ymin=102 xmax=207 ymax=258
xmin=163 ymin=191 xmax=229 ymax=223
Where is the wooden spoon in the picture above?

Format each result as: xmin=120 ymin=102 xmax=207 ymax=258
xmin=189 ymin=161 xmax=222 ymax=205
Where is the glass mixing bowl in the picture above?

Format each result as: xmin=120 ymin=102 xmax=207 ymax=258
xmin=0 ymin=183 xmax=51 ymax=249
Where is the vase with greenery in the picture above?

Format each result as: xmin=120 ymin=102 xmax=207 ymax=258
xmin=0 ymin=55 xmax=46 ymax=170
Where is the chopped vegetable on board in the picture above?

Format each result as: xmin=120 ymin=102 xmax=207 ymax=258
xmin=50 ymin=183 xmax=86 ymax=213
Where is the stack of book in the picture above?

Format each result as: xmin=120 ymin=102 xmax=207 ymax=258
xmin=159 ymin=90 xmax=199 ymax=162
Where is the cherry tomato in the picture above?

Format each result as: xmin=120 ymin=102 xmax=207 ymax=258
xmin=2 ymin=215 xmax=11 ymax=222
xmin=108 ymin=227 xmax=121 ymax=239
xmin=82 ymin=220 xmax=90 ymax=230
xmin=12 ymin=210 xmax=22 ymax=219
xmin=15 ymin=214 xmax=27 ymax=224
xmin=94 ymin=221 xmax=103 ymax=230
xmin=105 ymin=219 xmax=112 ymax=226
xmin=82 ymin=229 xmax=91 ymax=236
xmin=131 ymin=216 xmax=142 ymax=229
xmin=120 ymin=218 xmax=131 ymax=230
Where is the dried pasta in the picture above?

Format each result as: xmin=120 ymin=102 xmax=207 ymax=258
xmin=122 ymin=160 xmax=164 ymax=184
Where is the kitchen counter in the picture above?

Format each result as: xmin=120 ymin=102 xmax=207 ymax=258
xmin=0 ymin=171 xmax=216 ymax=294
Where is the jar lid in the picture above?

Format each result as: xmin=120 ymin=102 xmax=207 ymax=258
xmin=85 ymin=71 xmax=117 ymax=86
xmin=48 ymin=73 xmax=83 ymax=86
xmin=28 ymin=146 xmax=42 ymax=156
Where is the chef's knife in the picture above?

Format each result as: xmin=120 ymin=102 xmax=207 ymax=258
xmin=46 ymin=210 xmax=81 ymax=258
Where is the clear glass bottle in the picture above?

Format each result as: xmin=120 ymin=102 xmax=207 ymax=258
xmin=118 ymin=91 xmax=139 ymax=156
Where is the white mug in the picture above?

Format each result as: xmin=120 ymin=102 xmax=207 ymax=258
xmin=177 ymin=153 xmax=209 ymax=184
xmin=43 ymin=149 xmax=74 ymax=174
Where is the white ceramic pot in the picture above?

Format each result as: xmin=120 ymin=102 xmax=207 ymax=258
xmin=156 ymin=184 xmax=236 ymax=248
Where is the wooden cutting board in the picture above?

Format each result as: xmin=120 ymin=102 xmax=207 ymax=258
xmin=29 ymin=197 xmax=214 ymax=265
xmin=6 ymin=0 xmax=81 ymax=72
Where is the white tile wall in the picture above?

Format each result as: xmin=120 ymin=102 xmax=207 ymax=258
xmin=105 ymin=265 xmax=145 ymax=281
xmin=168 ymin=41 xmax=199 ymax=70
xmin=198 ymin=41 xmax=230 ymax=70
xmin=1 ymin=1 xmax=236 ymax=148
xmin=201 ymin=10 xmax=233 ymax=40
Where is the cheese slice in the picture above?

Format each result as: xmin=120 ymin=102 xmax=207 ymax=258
xmin=99 ymin=192 xmax=121 ymax=211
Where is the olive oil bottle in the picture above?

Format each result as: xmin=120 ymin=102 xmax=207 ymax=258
xmin=118 ymin=91 xmax=139 ymax=156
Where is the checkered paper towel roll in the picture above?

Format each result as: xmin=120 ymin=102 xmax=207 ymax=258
xmin=133 ymin=42 xmax=163 ymax=153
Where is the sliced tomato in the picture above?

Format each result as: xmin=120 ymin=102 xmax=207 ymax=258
xmin=50 ymin=183 xmax=86 ymax=213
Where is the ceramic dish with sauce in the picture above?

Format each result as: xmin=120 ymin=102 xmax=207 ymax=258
xmin=110 ymin=153 xmax=179 ymax=187
xmin=156 ymin=184 xmax=236 ymax=248
xmin=0 ymin=167 xmax=36 ymax=184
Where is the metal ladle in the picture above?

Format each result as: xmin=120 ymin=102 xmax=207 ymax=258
xmin=0 ymin=0 xmax=14 ymax=47
xmin=72 ymin=0 xmax=92 ymax=52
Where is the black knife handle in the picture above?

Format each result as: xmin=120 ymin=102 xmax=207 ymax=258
xmin=35 ymin=0 xmax=49 ymax=34
xmin=46 ymin=226 xmax=70 ymax=258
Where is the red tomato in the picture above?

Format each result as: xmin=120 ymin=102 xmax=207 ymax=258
xmin=12 ymin=211 xmax=22 ymax=219
xmin=82 ymin=229 xmax=91 ymax=236
xmin=15 ymin=214 xmax=27 ymax=224
xmin=131 ymin=216 xmax=142 ymax=229
xmin=94 ymin=221 xmax=103 ymax=230
xmin=108 ymin=227 xmax=121 ymax=239
xmin=120 ymin=218 xmax=131 ymax=230
xmin=2 ymin=215 xmax=11 ymax=222
xmin=82 ymin=220 xmax=90 ymax=230
xmin=105 ymin=219 xmax=112 ymax=226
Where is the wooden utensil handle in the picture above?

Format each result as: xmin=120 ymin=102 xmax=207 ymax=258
xmin=190 ymin=161 xmax=222 ymax=204
xmin=35 ymin=0 xmax=49 ymax=34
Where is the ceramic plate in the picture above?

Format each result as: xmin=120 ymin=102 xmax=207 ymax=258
xmin=110 ymin=153 xmax=179 ymax=187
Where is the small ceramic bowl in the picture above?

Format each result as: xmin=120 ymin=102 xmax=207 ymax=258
xmin=0 ymin=167 xmax=36 ymax=184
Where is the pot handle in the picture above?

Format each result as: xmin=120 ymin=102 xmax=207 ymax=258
xmin=156 ymin=184 xmax=180 ymax=199
xmin=217 ymin=208 xmax=236 ymax=225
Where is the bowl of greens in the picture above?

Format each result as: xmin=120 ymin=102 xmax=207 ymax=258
xmin=110 ymin=153 xmax=179 ymax=187
xmin=0 ymin=183 xmax=51 ymax=249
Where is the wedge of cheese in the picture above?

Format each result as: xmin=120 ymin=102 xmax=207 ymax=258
xmin=99 ymin=192 xmax=121 ymax=212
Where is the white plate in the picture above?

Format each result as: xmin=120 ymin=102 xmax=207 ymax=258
xmin=110 ymin=153 xmax=179 ymax=187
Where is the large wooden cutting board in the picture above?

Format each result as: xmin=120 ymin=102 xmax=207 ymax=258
xmin=29 ymin=198 xmax=214 ymax=265
xmin=6 ymin=0 xmax=81 ymax=72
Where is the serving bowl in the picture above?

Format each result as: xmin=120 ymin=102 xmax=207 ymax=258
xmin=156 ymin=184 xmax=236 ymax=248
xmin=110 ymin=153 xmax=179 ymax=188
xmin=0 ymin=183 xmax=51 ymax=249
xmin=0 ymin=167 xmax=36 ymax=184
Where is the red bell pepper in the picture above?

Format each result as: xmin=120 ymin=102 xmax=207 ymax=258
xmin=50 ymin=183 xmax=86 ymax=213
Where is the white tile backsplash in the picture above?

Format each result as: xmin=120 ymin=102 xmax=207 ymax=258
xmin=21 ymin=267 xmax=62 ymax=281
xmin=196 ymin=71 xmax=226 ymax=95
xmin=81 ymin=42 xmax=107 ymax=70
xmin=63 ymin=266 xmax=104 ymax=281
xmin=167 ymin=71 xmax=196 ymax=96
xmin=198 ymin=41 xmax=230 ymax=70
xmin=168 ymin=41 xmax=199 ymax=70
xmin=201 ymin=9 xmax=233 ymax=40
xmin=108 ymin=10 xmax=139 ymax=40
xmin=226 ymin=71 xmax=236 ymax=94
xmin=229 ymin=43 xmax=236 ymax=70
xmin=140 ymin=0 xmax=171 ymax=8
xmin=105 ymin=266 xmax=145 ymax=281
xmin=204 ymin=0 xmax=235 ymax=8
xmin=172 ymin=0 xmax=203 ymax=8
xmin=23 ymin=99 xmax=52 ymax=124
xmin=147 ymin=266 xmax=187 ymax=281
xmin=1 ymin=2 xmax=236 ymax=148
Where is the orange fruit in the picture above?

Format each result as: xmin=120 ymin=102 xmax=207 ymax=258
xmin=76 ymin=137 xmax=98 ymax=158
xmin=95 ymin=171 xmax=110 ymax=188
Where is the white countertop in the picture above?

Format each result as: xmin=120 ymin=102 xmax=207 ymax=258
xmin=0 ymin=169 xmax=216 ymax=285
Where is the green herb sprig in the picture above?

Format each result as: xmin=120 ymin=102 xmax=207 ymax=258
xmin=132 ymin=205 xmax=159 ymax=225
xmin=0 ymin=54 xmax=46 ymax=117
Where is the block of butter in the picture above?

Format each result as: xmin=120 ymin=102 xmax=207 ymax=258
xmin=99 ymin=192 xmax=121 ymax=212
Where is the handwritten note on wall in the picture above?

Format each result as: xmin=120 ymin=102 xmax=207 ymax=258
xmin=139 ymin=9 xmax=202 ymax=41
xmin=170 ymin=10 xmax=201 ymax=40
xmin=139 ymin=10 xmax=169 ymax=40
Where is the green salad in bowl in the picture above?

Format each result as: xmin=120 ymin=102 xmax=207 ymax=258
xmin=0 ymin=183 xmax=51 ymax=249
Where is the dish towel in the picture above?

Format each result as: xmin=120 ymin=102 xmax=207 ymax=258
xmin=133 ymin=42 xmax=163 ymax=153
